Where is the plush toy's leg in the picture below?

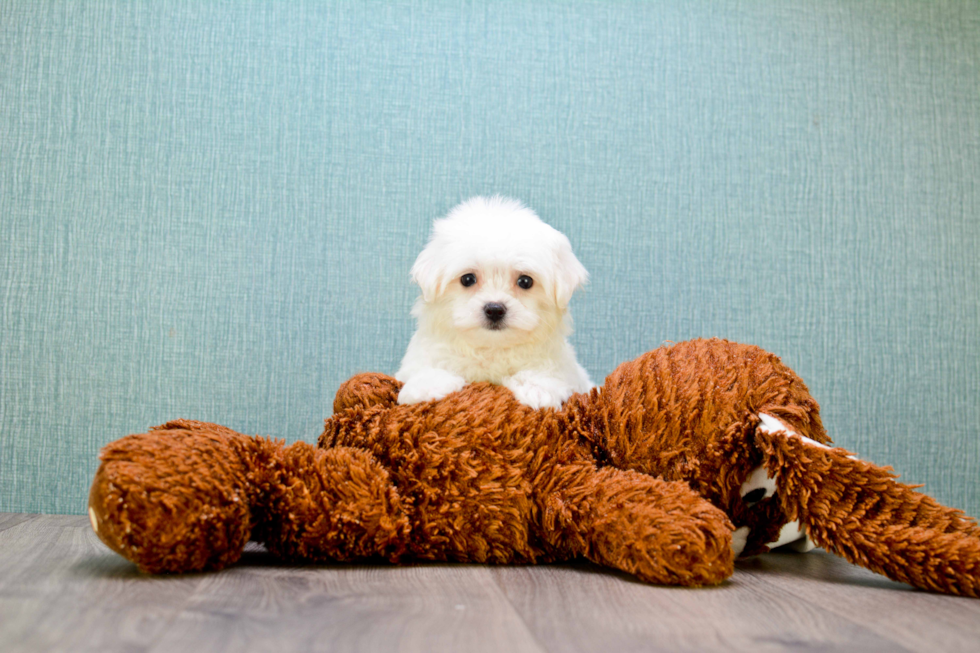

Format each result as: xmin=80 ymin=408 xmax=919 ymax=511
xmin=544 ymin=465 xmax=735 ymax=586
xmin=252 ymin=440 xmax=411 ymax=563
xmin=754 ymin=416 xmax=980 ymax=597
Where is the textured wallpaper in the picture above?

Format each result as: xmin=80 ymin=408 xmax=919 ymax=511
xmin=1 ymin=0 xmax=978 ymax=517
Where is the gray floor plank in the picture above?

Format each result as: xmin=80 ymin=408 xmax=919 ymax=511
xmin=736 ymin=552 xmax=980 ymax=652
xmin=146 ymin=560 xmax=545 ymax=653
xmin=0 ymin=513 xmax=34 ymax=533
xmin=0 ymin=515 xmax=543 ymax=653
xmin=0 ymin=515 xmax=204 ymax=653
xmin=2 ymin=513 xmax=980 ymax=653
xmin=491 ymin=561 xmax=904 ymax=653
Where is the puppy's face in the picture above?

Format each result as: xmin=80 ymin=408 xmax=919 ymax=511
xmin=410 ymin=197 xmax=588 ymax=347
xmin=443 ymin=266 xmax=550 ymax=344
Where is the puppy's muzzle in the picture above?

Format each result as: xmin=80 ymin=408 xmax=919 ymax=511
xmin=483 ymin=302 xmax=507 ymax=329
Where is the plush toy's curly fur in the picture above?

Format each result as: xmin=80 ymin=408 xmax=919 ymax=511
xmin=88 ymin=339 xmax=980 ymax=596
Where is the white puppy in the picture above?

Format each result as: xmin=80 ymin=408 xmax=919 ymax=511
xmin=396 ymin=196 xmax=593 ymax=409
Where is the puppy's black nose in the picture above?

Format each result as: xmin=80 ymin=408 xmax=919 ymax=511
xmin=483 ymin=302 xmax=507 ymax=323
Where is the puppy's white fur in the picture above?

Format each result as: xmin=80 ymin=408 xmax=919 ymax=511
xmin=396 ymin=196 xmax=593 ymax=409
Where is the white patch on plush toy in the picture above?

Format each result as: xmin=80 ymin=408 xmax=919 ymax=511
xmin=758 ymin=412 xmax=856 ymax=461
xmin=784 ymin=530 xmax=818 ymax=553
xmin=731 ymin=526 xmax=750 ymax=556
xmin=757 ymin=413 xmax=830 ymax=449
xmin=740 ymin=465 xmax=776 ymax=503
xmin=88 ymin=507 xmax=99 ymax=533
xmin=769 ymin=519 xmax=814 ymax=550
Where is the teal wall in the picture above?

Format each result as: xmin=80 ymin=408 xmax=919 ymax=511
xmin=2 ymin=1 xmax=978 ymax=517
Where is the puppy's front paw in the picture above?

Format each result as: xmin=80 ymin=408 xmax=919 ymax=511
xmin=397 ymin=369 xmax=467 ymax=405
xmin=504 ymin=372 xmax=572 ymax=410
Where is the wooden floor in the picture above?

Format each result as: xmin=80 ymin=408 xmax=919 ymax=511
xmin=2 ymin=513 xmax=979 ymax=652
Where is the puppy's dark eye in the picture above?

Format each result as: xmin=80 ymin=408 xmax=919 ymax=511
xmin=517 ymin=275 xmax=534 ymax=290
xmin=460 ymin=273 xmax=477 ymax=287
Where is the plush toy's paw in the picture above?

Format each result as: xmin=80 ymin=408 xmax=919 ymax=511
xmin=89 ymin=423 xmax=261 ymax=574
xmin=582 ymin=470 xmax=735 ymax=586
xmin=334 ymin=373 xmax=402 ymax=413
xmin=503 ymin=371 xmax=573 ymax=410
xmin=396 ymin=368 xmax=467 ymax=404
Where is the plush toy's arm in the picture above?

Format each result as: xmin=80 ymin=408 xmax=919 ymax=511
xmin=89 ymin=420 xmax=410 ymax=573
xmin=540 ymin=463 xmax=736 ymax=587
xmin=333 ymin=373 xmax=402 ymax=414
xmin=755 ymin=423 xmax=980 ymax=597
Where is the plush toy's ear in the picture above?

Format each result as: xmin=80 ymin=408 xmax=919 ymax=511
xmin=552 ymin=234 xmax=589 ymax=310
xmin=409 ymin=240 xmax=447 ymax=303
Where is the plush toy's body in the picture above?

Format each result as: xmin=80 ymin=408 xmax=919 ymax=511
xmin=89 ymin=339 xmax=980 ymax=596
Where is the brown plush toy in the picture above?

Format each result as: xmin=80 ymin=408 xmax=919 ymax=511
xmin=88 ymin=338 xmax=980 ymax=596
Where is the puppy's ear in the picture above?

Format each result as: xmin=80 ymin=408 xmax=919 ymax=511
xmin=553 ymin=236 xmax=589 ymax=309
xmin=410 ymin=242 xmax=446 ymax=303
